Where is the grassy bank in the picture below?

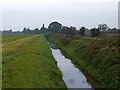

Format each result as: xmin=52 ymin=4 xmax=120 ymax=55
xmin=2 ymin=35 xmax=66 ymax=88
xmin=46 ymin=34 xmax=120 ymax=88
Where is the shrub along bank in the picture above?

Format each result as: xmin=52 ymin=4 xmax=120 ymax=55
xmin=46 ymin=34 xmax=120 ymax=88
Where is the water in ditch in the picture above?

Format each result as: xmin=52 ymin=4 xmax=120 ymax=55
xmin=49 ymin=43 xmax=93 ymax=88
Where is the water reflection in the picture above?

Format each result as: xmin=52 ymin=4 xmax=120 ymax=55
xmin=50 ymin=47 xmax=93 ymax=88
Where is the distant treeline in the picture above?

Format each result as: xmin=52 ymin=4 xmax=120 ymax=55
xmin=1 ymin=21 xmax=120 ymax=37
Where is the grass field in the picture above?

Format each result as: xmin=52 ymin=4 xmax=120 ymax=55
xmin=2 ymin=34 xmax=66 ymax=88
xmin=47 ymin=34 xmax=120 ymax=88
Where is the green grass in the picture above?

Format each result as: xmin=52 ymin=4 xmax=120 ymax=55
xmin=2 ymin=34 xmax=29 ymax=45
xmin=47 ymin=34 xmax=120 ymax=88
xmin=2 ymin=34 xmax=66 ymax=88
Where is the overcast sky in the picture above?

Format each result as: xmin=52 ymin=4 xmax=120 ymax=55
xmin=0 ymin=0 xmax=119 ymax=31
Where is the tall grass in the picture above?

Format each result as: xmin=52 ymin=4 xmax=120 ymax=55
xmin=47 ymin=35 xmax=120 ymax=88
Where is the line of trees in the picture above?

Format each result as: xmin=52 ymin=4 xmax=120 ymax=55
xmin=60 ymin=26 xmax=76 ymax=35
xmin=22 ymin=28 xmax=42 ymax=34
xmin=2 ymin=21 xmax=119 ymax=36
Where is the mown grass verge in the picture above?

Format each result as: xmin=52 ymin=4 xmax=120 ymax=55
xmin=46 ymin=34 xmax=120 ymax=89
xmin=2 ymin=34 xmax=66 ymax=88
